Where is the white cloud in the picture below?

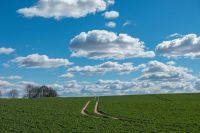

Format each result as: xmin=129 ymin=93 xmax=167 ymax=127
xmin=0 ymin=47 xmax=15 ymax=55
xmin=156 ymin=34 xmax=200 ymax=58
xmin=17 ymin=0 xmax=115 ymax=20
xmin=70 ymin=30 xmax=155 ymax=59
xmin=62 ymin=60 xmax=198 ymax=95
xmin=138 ymin=60 xmax=194 ymax=82
xmin=18 ymin=81 xmax=38 ymax=86
xmin=0 ymin=76 xmax=22 ymax=80
xmin=167 ymin=33 xmax=182 ymax=38
xmin=122 ymin=21 xmax=131 ymax=27
xmin=166 ymin=61 xmax=176 ymax=65
xmin=49 ymin=81 xmax=82 ymax=96
xmin=105 ymin=21 xmax=116 ymax=28
xmin=0 ymin=60 xmax=198 ymax=97
xmin=68 ymin=61 xmax=140 ymax=75
xmin=12 ymin=54 xmax=72 ymax=68
xmin=2 ymin=63 xmax=10 ymax=68
xmin=103 ymin=10 xmax=119 ymax=19
xmin=195 ymin=79 xmax=200 ymax=90
xmin=7 ymin=76 xmax=22 ymax=80
xmin=60 ymin=73 xmax=74 ymax=78
xmin=0 ymin=81 xmax=39 ymax=98
xmin=0 ymin=80 xmax=11 ymax=87
xmin=84 ymin=79 xmax=196 ymax=95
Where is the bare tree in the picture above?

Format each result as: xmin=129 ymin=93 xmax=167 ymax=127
xmin=25 ymin=85 xmax=57 ymax=99
xmin=0 ymin=90 xmax=2 ymax=98
xmin=8 ymin=89 xmax=19 ymax=98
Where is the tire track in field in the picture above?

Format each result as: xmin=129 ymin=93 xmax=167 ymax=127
xmin=151 ymin=95 xmax=172 ymax=102
xmin=94 ymin=97 xmax=119 ymax=120
xmin=81 ymin=101 xmax=91 ymax=116
xmin=80 ymin=100 xmax=100 ymax=118
xmin=81 ymin=97 xmax=120 ymax=120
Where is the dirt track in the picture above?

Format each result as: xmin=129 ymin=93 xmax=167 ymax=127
xmin=81 ymin=97 xmax=119 ymax=120
xmin=81 ymin=101 xmax=90 ymax=116
xmin=94 ymin=97 xmax=119 ymax=120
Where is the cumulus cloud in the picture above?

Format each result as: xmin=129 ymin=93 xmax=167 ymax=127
xmin=68 ymin=61 xmax=141 ymax=75
xmin=0 ymin=47 xmax=15 ymax=54
xmin=60 ymin=73 xmax=74 ymax=78
xmin=17 ymin=0 xmax=115 ymax=19
xmin=2 ymin=63 xmax=10 ymax=68
xmin=0 ymin=60 xmax=198 ymax=97
xmin=70 ymin=30 xmax=155 ymax=59
xmin=0 ymin=76 xmax=22 ymax=80
xmin=167 ymin=33 xmax=183 ymax=39
xmin=0 ymin=80 xmax=11 ymax=87
xmin=122 ymin=20 xmax=131 ymax=27
xmin=103 ymin=10 xmax=119 ymax=19
xmin=195 ymin=79 xmax=200 ymax=90
xmin=83 ymin=79 xmax=196 ymax=95
xmin=138 ymin=60 xmax=194 ymax=82
xmin=18 ymin=81 xmax=38 ymax=86
xmin=105 ymin=21 xmax=116 ymax=28
xmin=156 ymin=34 xmax=200 ymax=58
xmin=7 ymin=76 xmax=22 ymax=80
xmin=12 ymin=54 xmax=72 ymax=68
xmin=0 ymin=80 xmax=39 ymax=98
xmin=49 ymin=81 xmax=82 ymax=96
xmin=166 ymin=61 xmax=176 ymax=65
xmin=65 ymin=61 xmax=198 ymax=95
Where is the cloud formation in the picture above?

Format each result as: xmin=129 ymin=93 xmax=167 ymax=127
xmin=60 ymin=73 xmax=74 ymax=78
xmin=0 ymin=47 xmax=15 ymax=54
xmin=156 ymin=34 xmax=200 ymax=58
xmin=17 ymin=0 xmax=115 ymax=19
xmin=63 ymin=60 xmax=197 ymax=94
xmin=105 ymin=21 xmax=116 ymax=28
xmin=103 ymin=10 xmax=119 ymax=19
xmin=50 ymin=80 xmax=82 ymax=96
xmin=68 ymin=61 xmax=141 ymax=75
xmin=167 ymin=33 xmax=183 ymax=39
xmin=123 ymin=21 xmax=131 ymax=27
xmin=12 ymin=54 xmax=72 ymax=68
xmin=138 ymin=60 xmax=194 ymax=82
xmin=54 ymin=60 xmax=197 ymax=96
xmin=0 ymin=80 xmax=11 ymax=87
xmin=70 ymin=30 xmax=155 ymax=59
xmin=0 ymin=76 xmax=22 ymax=80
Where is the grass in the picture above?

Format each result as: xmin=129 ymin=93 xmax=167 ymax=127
xmin=0 ymin=93 xmax=200 ymax=132
xmin=99 ymin=93 xmax=200 ymax=132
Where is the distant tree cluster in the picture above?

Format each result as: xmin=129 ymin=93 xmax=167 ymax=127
xmin=25 ymin=85 xmax=58 ymax=99
xmin=8 ymin=89 xmax=19 ymax=98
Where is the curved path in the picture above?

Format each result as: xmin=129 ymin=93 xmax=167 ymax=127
xmin=94 ymin=97 xmax=119 ymax=120
xmin=81 ymin=97 xmax=119 ymax=120
xmin=81 ymin=101 xmax=91 ymax=116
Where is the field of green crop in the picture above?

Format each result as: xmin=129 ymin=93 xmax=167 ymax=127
xmin=1 ymin=93 xmax=200 ymax=132
xmin=100 ymin=93 xmax=200 ymax=132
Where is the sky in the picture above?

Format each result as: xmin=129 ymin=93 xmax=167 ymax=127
xmin=0 ymin=0 xmax=200 ymax=97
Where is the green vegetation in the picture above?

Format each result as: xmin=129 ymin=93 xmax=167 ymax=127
xmin=1 ymin=93 xmax=200 ymax=132
xmin=100 ymin=93 xmax=200 ymax=132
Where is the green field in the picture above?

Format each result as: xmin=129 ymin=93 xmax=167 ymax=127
xmin=1 ymin=93 xmax=200 ymax=132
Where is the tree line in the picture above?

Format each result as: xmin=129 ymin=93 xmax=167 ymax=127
xmin=0 ymin=85 xmax=58 ymax=99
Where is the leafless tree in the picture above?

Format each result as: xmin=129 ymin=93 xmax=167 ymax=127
xmin=8 ymin=89 xmax=19 ymax=98
xmin=0 ymin=90 xmax=2 ymax=98
xmin=25 ymin=85 xmax=57 ymax=99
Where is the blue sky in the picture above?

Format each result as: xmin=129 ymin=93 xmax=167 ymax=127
xmin=0 ymin=0 xmax=200 ymax=97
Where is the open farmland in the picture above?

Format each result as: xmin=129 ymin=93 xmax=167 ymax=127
xmin=1 ymin=93 xmax=200 ymax=132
